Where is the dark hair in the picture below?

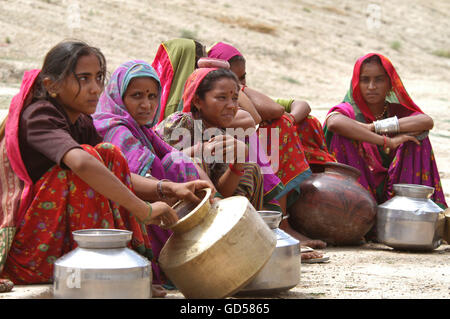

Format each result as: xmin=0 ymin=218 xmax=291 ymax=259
xmin=228 ymin=54 xmax=246 ymax=65
xmin=362 ymin=54 xmax=382 ymax=66
xmin=194 ymin=40 xmax=206 ymax=68
xmin=33 ymin=40 xmax=107 ymax=101
xmin=192 ymin=68 xmax=240 ymax=115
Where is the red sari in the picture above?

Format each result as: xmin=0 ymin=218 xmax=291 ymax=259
xmin=259 ymin=113 xmax=336 ymax=207
xmin=0 ymin=71 xmax=151 ymax=284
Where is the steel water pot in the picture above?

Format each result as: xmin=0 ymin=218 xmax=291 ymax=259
xmin=238 ymin=211 xmax=300 ymax=294
xmin=377 ymin=184 xmax=445 ymax=251
xmin=53 ymin=229 xmax=152 ymax=299
xmin=158 ymin=188 xmax=276 ymax=299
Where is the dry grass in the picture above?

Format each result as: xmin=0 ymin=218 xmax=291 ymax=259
xmin=215 ymin=15 xmax=277 ymax=35
xmin=322 ymin=6 xmax=348 ymax=16
xmin=433 ymin=49 xmax=450 ymax=59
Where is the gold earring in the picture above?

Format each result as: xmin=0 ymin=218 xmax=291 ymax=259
xmin=50 ymin=92 xmax=57 ymax=98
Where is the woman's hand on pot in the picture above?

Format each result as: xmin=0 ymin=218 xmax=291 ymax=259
xmin=142 ymin=201 xmax=179 ymax=226
xmin=166 ymin=180 xmax=216 ymax=204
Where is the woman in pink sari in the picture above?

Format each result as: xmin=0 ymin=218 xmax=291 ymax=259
xmin=93 ymin=59 xmax=214 ymax=289
xmin=324 ymin=53 xmax=447 ymax=209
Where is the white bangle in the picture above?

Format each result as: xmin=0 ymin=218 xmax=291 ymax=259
xmin=374 ymin=116 xmax=399 ymax=135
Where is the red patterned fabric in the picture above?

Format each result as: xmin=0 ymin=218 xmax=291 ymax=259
xmin=2 ymin=143 xmax=151 ymax=284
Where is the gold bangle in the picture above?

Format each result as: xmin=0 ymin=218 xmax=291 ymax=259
xmin=142 ymin=201 xmax=153 ymax=224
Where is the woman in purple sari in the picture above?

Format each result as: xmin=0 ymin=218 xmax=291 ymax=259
xmin=323 ymin=53 xmax=447 ymax=209
xmin=93 ymin=60 xmax=213 ymax=292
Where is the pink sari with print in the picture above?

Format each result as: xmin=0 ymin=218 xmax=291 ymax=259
xmin=323 ymin=53 xmax=447 ymax=208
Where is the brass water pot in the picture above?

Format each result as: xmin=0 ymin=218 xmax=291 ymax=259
xmin=158 ymin=188 xmax=276 ymax=299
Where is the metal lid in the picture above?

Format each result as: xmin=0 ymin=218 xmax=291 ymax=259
xmin=72 ymin=229 xmax=132 ymax=249
xmin=393 ymin=184 xmax=434 ymax=199
xmin=258 ymin=211 xmax=282 ymax=229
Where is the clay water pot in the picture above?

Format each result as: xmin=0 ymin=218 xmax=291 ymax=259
xmin=288 ymin=162 xmax=377 ymax=245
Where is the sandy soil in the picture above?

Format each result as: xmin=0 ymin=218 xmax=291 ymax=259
xmin=0 ymin=0 xmax=449 ymax=299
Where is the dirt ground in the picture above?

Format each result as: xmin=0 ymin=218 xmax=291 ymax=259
xmin=0 ymin=0 xmax=449 ymax=299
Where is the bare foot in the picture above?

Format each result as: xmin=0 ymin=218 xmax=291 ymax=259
xmin=301 ymin=250 xmax=324 ymax=260
xmin=0 ymin=279 xmax=14 ymax=293
xmin=279 ymin=219 xmax=327 ymax=249
xmin=152 ymin=284 xmax=167 ymax=298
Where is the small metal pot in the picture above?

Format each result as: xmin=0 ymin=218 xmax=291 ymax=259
xmin=53 ymin=229 xmax=151 ymax=299
xmin=377 ymin=184 xmax=445 ymax=251
xmin=238 ymin=211 xmax=300 ymax=294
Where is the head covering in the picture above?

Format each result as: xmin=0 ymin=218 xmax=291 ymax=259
xmin=180 ymin=68 xmax=218 ymax=114
xmin=346 ymin=53 xmax=423 ymax=123
xmin=96 ymin=60 xmax=161 ymax=127
xmin=1 ymin=69 xmax=40 ymax=272
xmin=207 ymin=42 xmax=243 ymax=61
xmin=152 ymin=38 xmax=197 ymax=123
xmin=93 ymin=60 xmax=165 ymax=175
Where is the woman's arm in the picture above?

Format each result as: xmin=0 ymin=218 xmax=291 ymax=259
xmin=241 ymin=86 xmax=284 ymax=121
xmin=359 ymin=114 xmax=433 ymax=135
xmin=237 ymin=90 xmax=262 ymax=124
xmin=62 ymin=148 xmax=178 ymax=225
xmin=289 ymin=100 xmax=311 ymax=123
xmin=131 ymin=173 xmax=214 ymax=204
xmin=326 ymin=113 xmax=421 ymax=149
xmin=204 ymin=135 xmax=249 ymax=198
xmin=215 ymin=164 xmax=245 ymax=197
xmin=398 ymin=114 xmax=434 ymax=133
xmin=228 ymin=109 xmax=256 ymax=130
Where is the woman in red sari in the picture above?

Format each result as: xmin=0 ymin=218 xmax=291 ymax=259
xmin=324 ymin=53 xmax=447 ymax=209
xmin=0 ymin=41 xmax=213 ymax=295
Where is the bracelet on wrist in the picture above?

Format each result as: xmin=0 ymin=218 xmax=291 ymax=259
xmin=157 ymin=179 xmax=170 ymax=199
xmin=229 ymin=163 xmax=245 ymax=176
xmin=373 ymin=116 xmax=399 ymax=135
xmin=142 ymin=201 xmax=153 ymax=224
xmin=382 ymin=135 xmax=391 ymax=154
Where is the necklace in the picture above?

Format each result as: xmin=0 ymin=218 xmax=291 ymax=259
xmin=375 ymin=102 xmax=389 ymax=120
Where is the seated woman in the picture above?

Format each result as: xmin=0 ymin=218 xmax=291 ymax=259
xmin=156 ymin=68 xmax=285 ymax=213
xmin=208 ymin=42 xmax=335 ymax=253
xmin=324 ymin=53 xmax=447 ymax=209
xmin=0 ymin=41 xmax=213 ymax=295
xmin=152 ymin=38 xmax=206 ymax=123
xmin=93 ymin=59 xmax=215 ymax=289
xmin=208 ymin=42 xmax=335 ymax=169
